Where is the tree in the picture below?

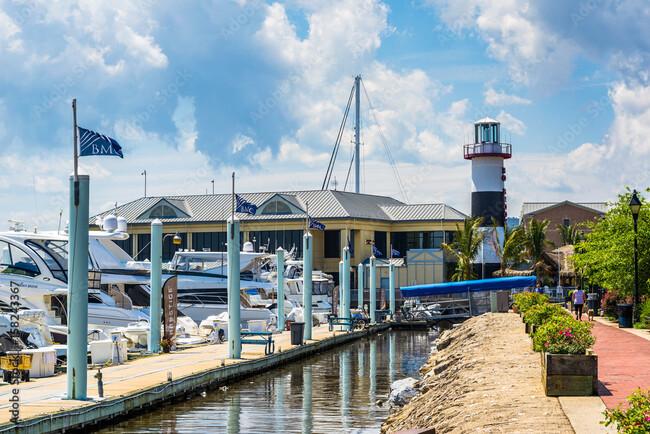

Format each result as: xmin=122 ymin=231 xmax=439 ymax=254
xmin=490 ymin=221 xmax=527 ymax=277
xmin=442 ymin=217 xmax=484 ymax=281
xmin=556 ymin=223 xmax=581 ymax=246
xmin=573 ymin=189 xmax=650 ymax=299
xmin=524 ymin=219 xmax=554 ymax=283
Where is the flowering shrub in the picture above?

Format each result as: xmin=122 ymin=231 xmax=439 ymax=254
xmin=532 ymin=315 xmax=595 ymax=354
xmin=602 ymin=290 xmax=621 ymax=318
xmin=159 ymin=338 xmax=174 ymax=351
xmin=602 ymin=388 xmax=650 ymax=433
xmin=513 ymin=292 xmax=549 ymax=314
xmin=523 ymin=303 xmax=570 ymax=326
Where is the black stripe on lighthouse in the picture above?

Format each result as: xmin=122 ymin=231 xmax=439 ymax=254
xmin=471 ymin=191 xmax=505 ymax=226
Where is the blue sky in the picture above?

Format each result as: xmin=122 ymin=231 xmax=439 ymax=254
xmin=0 ymin=0 xmax=648 ymax=230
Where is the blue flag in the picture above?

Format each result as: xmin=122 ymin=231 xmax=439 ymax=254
xmin=391 ymin=248 xmax=400 ymax=257
xmin=78 ymin=127 xmax=123 ymax=158
xmin=347 ymin=236 xmax=354 ymax=257
xmin=236 ymin=194 xmax=257 ymax=214
xmin=308 ymin=216 xmax=325 ymax=231
xmin=372 ymin=245 xmax=383 ymax=257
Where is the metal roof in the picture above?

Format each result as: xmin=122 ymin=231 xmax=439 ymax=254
xmin=91 ymin=190 xmax=463 ymax=225
xmin=475 ymin=116 xmax=499 ymax=125
xmin=520 ymin=201 xmax=608 ymax=219
xmin=380 ymin=204 xmax=467 ymax=222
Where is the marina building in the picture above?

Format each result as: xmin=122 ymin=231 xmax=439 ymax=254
xmin=91 ymin=190 xmax=466 ymax=290
xmin=519 ymin=201 xmax=607 ymax=247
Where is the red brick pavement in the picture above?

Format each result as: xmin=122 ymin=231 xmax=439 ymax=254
xmin=591 ymin=319 xmax=650 ymax=409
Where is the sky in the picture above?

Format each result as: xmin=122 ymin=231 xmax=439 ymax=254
xmin=0 ymin=0 xmax=649 ymax=230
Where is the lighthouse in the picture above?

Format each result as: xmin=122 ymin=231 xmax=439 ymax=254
xmin=464 ymin=117 xmax=511 ymax=278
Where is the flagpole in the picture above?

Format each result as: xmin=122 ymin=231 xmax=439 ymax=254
xmin=72 ymin=98 xmax=79 ymax=205
xmin=231 ymin=172 xmax=235 ymax=239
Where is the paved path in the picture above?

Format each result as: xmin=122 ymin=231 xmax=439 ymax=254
xmin=589 ymin=316 xmax=650 ymax=409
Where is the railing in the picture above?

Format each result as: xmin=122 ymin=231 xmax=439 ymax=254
xmin=463 ymin=143 xmax=512 ymax=159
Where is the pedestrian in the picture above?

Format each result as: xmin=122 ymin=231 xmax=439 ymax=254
xmin=572 ymin=285 xmax=586 ymax=321
xmin=534 ymin=283 xmax=542 ymax=293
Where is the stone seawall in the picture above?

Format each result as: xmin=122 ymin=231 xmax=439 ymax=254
xmin=381 ymin=313 xmax=574 ymax=433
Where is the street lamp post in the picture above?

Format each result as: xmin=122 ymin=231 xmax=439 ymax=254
xmin=629 ymin=190 xmax=642 ymax=322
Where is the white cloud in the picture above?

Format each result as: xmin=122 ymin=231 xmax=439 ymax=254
xmin=115 ymin=25 xmax=168 ymax=69
xmin=496 ymin=110 xmax=526 ymax=136
xmin=0 ymin=9 xmax=23 ymax=52
xmin=232 ymin=134 xmax=255 ymax=154
xmin=484 ymin=88 xmax=531 ymax=106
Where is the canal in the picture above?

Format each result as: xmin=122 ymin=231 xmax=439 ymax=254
xmin=98 ymin=329 xmax=438 ymax=433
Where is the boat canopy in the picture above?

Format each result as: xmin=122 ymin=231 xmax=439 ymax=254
xmin=400 ymin=276 xmax=537 ymax=297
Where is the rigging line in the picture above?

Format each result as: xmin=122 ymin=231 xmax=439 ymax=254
xmin=360 ymin=80 xmax=409 ymax=202
xmin=343 ymin=150 xmax=355 ymax=191
xmin=322 ymin=83 xmax=356 ymax=190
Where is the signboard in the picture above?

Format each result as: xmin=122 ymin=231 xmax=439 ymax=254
xmin=332 ymin=284 xmax=339 ymax=316
xmin=163 ymin=275 xmax=178 ymax=340
xmin=380 ymin=285 xmax=386 ymax=310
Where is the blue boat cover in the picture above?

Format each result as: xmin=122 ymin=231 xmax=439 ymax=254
xmin=400 ymin=276 xmax=537 ymax=297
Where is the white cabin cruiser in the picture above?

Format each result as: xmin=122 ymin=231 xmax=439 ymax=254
xmin=0 ymin=230 xmax=149 ymax=329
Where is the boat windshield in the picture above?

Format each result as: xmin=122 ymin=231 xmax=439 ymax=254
xmin=26 ymin=239 xmax=93 ymax=283
xmin=0 ymin=241 xmax=41 ymax=277
xmin=172 ymin=254 xmax=226 ymax=272
xmin=313 ymin=280 xmax=334 ymax=296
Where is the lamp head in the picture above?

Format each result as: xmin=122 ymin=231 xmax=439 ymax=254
xmin=629 ymin=189 xmax=642 ymax=219
xmin=173 ymin=232 xmax=182 ymax=245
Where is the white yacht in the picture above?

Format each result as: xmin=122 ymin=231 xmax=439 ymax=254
xmin=167 ymin=246 xmax=291 ymax=323
xmin=0 ymin=228 xmax=149 ymax=329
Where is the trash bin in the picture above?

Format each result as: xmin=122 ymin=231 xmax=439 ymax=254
xmin=617 ymin=303 xmax=633 ymax=328
xmin=290 ymin=322 xmax=305 ymax=345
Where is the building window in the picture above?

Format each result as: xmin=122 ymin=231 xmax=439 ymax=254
xmin=260 ymin=201 xmax=291 ymax=215
xmin=192 ymin=232 xmax=228 ymax=252
xmin=248 ymin=230 xmax=303 ymax=258
xmin=324 ymin=230 xmax=340 ymax=258
xmin=149 ymin=205 xmax=178 ymax=218
xmin=374 ymin=231 xmax=387 ymax=257
xmin=136 ymin=234 xmax=151 ymax=261
xmin=563 ymin=218 xmax=570 ymax=227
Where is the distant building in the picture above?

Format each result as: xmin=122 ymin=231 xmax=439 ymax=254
xmin=91 ymin=190 xmax=467 ymax=289
xmin=519 ymin=201 xmax=607 ymax=247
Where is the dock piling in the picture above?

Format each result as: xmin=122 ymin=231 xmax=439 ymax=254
xmin=228 ymin=217 xmax=241 ymax=359
xmin=277 ymin=248 xmax=285 ymax=331
xmin=149 ymin=219 xmax=162 ymax=354
xmin=369 ymin=255 xmax=376 ymax=323
xmin=67 ymin=174 xmax=89 ymax=400
xmin=303 ymin=231 xmax=313 ymax=340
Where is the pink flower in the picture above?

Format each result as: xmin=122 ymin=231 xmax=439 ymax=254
xmin=646 ymin=416 xmax=650 ymax=421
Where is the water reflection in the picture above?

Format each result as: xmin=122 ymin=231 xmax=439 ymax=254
xmin=99 ymin=330 xmax=437 ymax=434
xmin=302 ymin=366 xmax=312 ymax=434
xmin=227 ymin=395 xmax=240 ymax=434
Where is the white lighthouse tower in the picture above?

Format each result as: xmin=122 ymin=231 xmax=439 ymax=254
xmin=464 ymin=116 xmax=511 ymax=278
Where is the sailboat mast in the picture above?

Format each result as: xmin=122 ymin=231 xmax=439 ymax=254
xmin=355 ymin=75 xmax=361 ymax=194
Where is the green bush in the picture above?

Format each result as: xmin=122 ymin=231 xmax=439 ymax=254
xmin=532 ymin=315 xmax=595 ymax=355
xmin=631 ymin=299 xmax=650 ymax=329
xmin=602 ymin=388 xmax=650 ymax=433
xmin=523 ymin=303 xmax=570 ymax=325
xmin=513 ymin=292 xmax=549 ymax=314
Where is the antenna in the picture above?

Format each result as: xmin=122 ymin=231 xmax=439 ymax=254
xmin=57 ymin=209 xmax=63 ymax=234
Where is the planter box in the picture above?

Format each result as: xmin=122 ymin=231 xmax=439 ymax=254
xmin=541 ymin=351 xmax=598 ymax=396
xmin=525 ymin=323 xmax=539 ymax=334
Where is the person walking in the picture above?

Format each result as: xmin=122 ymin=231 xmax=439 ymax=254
xmin=572 ymin=285 xmax=586 ymax=321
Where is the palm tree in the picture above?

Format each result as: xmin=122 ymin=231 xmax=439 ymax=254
xmin=556 ymin=223 xmax=581 ymax=246
xmin=524 ymin=219 xmax=554 ymax=283
xmin=490 ymin=221 xmax=527 ymax=277
xmin=442 ymin=217 xmax=484 ymax=281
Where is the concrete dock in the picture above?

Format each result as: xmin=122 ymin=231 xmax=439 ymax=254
xmin=0 ymin=323 xmax=391 ymax=433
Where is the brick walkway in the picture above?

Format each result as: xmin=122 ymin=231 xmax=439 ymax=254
xmin=590 ymin=319 xmax=650 ymax=409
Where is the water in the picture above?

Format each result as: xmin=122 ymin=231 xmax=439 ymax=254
xmin=98 ymin=330 xmax=437 ymax=433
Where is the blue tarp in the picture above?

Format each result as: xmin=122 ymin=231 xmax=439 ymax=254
xmin=400 ymin=276 xmax=537 ymax=297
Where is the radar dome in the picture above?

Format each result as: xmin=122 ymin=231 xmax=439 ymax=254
xmin=102 ymin=215 xmax=118 ymax=232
